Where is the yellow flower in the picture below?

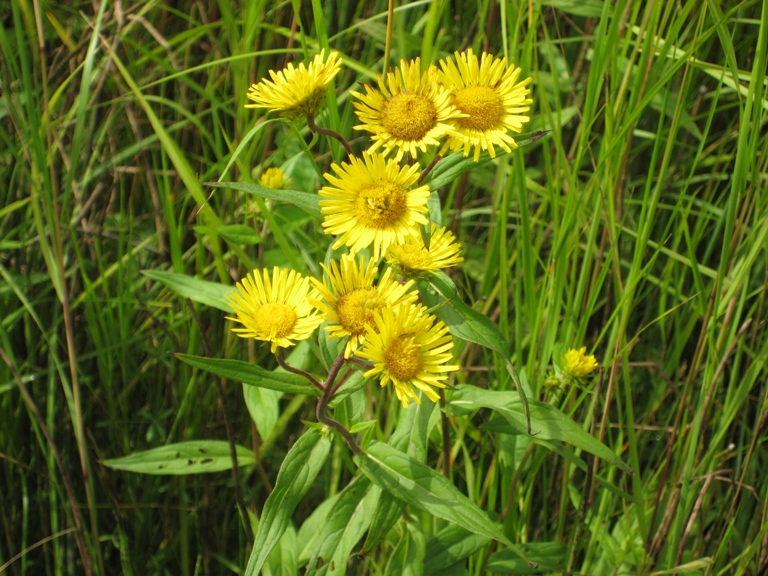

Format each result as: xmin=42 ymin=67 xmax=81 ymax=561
xmin=245 ymin=50 xmax=342 ymax=119
xmin=564 ymin=347 xmax=598 ymax=378
xmin=260 ymin=167 xmax=285 ymax=189
xmin=385 ymin=224 xmax=463 ymax=277
xmin=310 ymin=254 xmax=418 ymax=358
xmin=227 ymin=267 xmax=323 ymax=353
xmin=439 ymin=48 xmax=532 ymax=161
xmin=351 ymin=58 xmax=463 ymax=161
xmin=319 ymin=151 xmax=430 ymax=259
xmin=358 ymin=303 xmax=459 ymax=408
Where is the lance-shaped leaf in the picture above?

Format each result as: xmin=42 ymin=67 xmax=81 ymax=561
xmin=420 ymin=273 xmax=531 ymax=433
xmin=245 ymin=428 xmax=332 ymax=576
xmin=427 ymin=131 xmax=549 ymax=190
xmin=355 ymin=441 xmax=533 ymax=565
xmin=143 ymin=270 xmax=234 ymax=312
xmin=193 ymin=224 xmax=262 ymax=245
xmin=385 ymin=519 xmax=426 ymax=576
xmin=103 ymin=441 xmax=254 ymax=475
xmin=450 ymin=386 xmax=632 ymax=474
xmin=177 ymin=354 xmax=322 ymax=396
xmin=423 ymin=524 xmax=490 ymax=575
xmin=487 ymin=542 xmax=568 ymax=573
xmin=208 ymin=181 xmax=322 ymax=218
xmin=419 ymin=272 xmax=509 ymax=357
xmin=304 ymin=477 xmax=380 ymax=576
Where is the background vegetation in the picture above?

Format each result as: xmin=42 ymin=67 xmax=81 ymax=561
xmin=1 ymin=0 xmax=767 ymax=574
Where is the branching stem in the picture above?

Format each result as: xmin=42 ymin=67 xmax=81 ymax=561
xmin=276 ymin=352 xmax=323 ymax=391
xmin=307 ymin=114 xmax=353 ymax=156
xmin=316 ymin=353 xmax=362 ymax=454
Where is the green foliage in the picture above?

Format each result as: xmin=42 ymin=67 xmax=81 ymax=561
xmin=103 ymin=441 xmax=255 ymax=475
xmin=2 ymin=0 xmax=767 ymax=575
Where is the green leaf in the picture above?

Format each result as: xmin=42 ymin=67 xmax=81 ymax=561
xmin=193 ymin=224 xmax=262 ymax=245
xmin=385 ymin=519 xmax=425 ymax=576
xmin=423 ymin=524 xmax=490 ymax=576
xmin=363 ymin=393 xmax=441 ymax=552
xmin=355 ymin=441 xmax=532 ymax=564
xmin=243 ymin=385 xmax=281 ymax=440
xmin=305 ymin=477 xmax=380 ymax=576
xmin=361 ymin=491 xmax=405 ymax=553
xmin=245 ymin=428 xmax=332 ymax=576
xmin=103 ymin=441 xmax=254 ymax=475
xmin=264 ymin=525 xmax=299 ymax=576
xmin=428 ymin=153 xmax=487 ymax=191
xmin=487 ymin=542 xmax=568 ymax=574
xmin=427 ymin=132 xmax=550 ymax=190
xmin=420 ymin=273 xmax=532 ymax=433
xmin=209 ymin=181 xmax=322 ymax=218
xmin=419 ymin=273 xmax=509 ymax=357
xmin=177 ymin=354 xmax=322 ymax=396
xmin=449 ymin=386 xmax=632 ymax=474
xmin=540 ymin=0 xmax=604 ymax=18
xmin=297 ymin=495 xmax=340 ymax=564
xmin=143 ymin=270 xmax=234 ymax=312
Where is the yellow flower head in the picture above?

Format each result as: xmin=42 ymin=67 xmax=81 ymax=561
xmin=245 ymin=50 xmax=342 ymax=119
xmin=439 ymin=48 xmax=533 ymax=161
xmin=564 ymin=347 xmax=598 ymax=378
xmin=227 ymin=267 xmax=323 ymax=353
xmin=310 ymin=254 xmax=418 ymax=358
xmin=385 ymin=224 xmax=464 ymax=278
xmin=351 ymin=58 xmax=464 ymax=161
xmin=260 ymin=167 xmax=285 ymax=189
xmin=357 ymin=303 xmax=459 ymax=408
xmin=318 ymin=151 xmax=431 ymax=259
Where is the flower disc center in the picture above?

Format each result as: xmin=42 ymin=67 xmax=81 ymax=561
xmin=453 ymin=86 xmax=504 ymax=131
xmin=383 ymin=336 xmax=422 ymax=381
xmin=256 ymin=302 xmax=298 ymax=338
xmin=381 ymin=93 xmax=438 ymax=141
xmin=354 ymin=181 xmax=407 ymax=229
xmin=336 ymin=288 xmax=384 ymax=335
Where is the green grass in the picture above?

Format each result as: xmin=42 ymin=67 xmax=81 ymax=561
xmin=1 ymin=0 xmax=767 ymax=574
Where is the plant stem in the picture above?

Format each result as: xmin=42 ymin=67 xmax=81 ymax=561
xmin=307 ymin=114 xmax=353 ymax=156
xmin=276 ymin=351 xmax=323 ymax=391
xmin=315 ymin=354 xmax=362 ymax=454
xmin=418 ymin=154 xmax=441 ymax=184
xmin=384 ymin=0 xmax=394 ymax=76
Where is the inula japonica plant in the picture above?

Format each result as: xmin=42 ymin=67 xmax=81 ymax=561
xmin=6 ymin=1 xmax=767 ymax=575
xmin=106 ymin=45 xmax=625 ymax=575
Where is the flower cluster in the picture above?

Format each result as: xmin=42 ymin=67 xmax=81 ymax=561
xmin=233 ymin=48 xmax=533 ymax=408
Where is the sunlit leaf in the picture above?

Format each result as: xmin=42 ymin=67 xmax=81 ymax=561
xmin=450 ymin=386 xmax=632 ymax=474
xmin=356 ymin=441 xmax=532 ymax=564
xmin=143 ymin=270 xmax=233 ymax=312
xmin=177 ymin=354 xmax=322 ymax=396
xmin=209 ymin=181 xmax=322 ymax=218
xmin=194 ymin=224 xmax=262 ymax=245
